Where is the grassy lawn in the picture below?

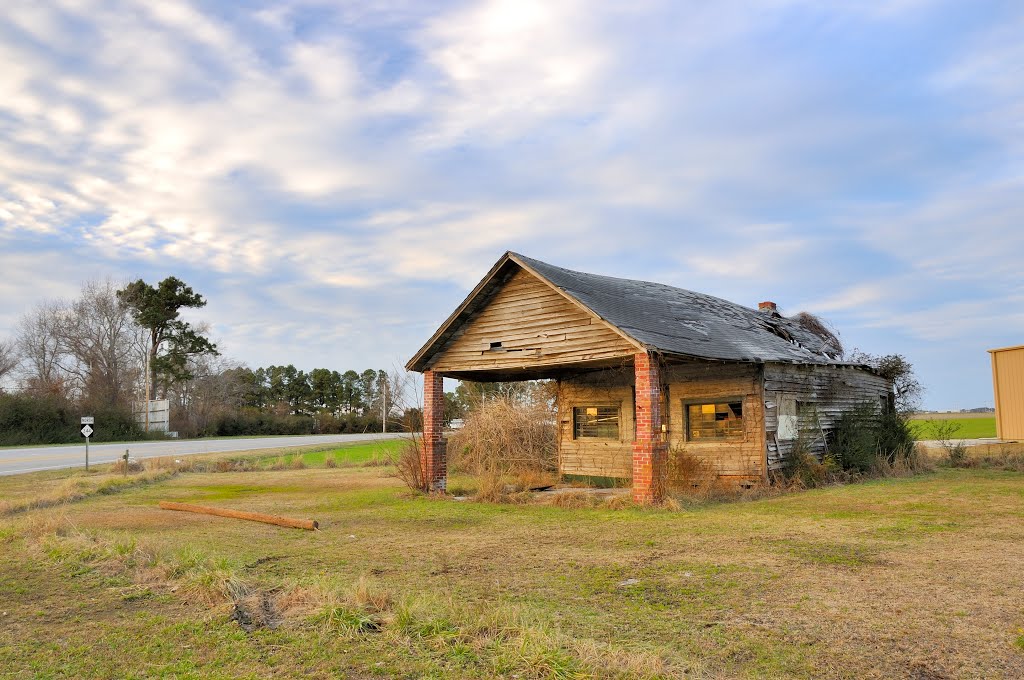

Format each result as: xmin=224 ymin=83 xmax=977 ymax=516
xmin=2 ymin=445 xmax=1023 ymax=678
xmin=910 ymin=417 xmax=997 ymax=440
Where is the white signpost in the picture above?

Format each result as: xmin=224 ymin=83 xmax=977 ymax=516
xmin=81 ymin=416 xmax=94 ymax=470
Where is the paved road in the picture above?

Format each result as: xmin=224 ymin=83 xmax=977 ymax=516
xmin=917 ymin=437 xmax=1018 ymax=447
xmin=0 ymin=433 xmax=404 ymax=476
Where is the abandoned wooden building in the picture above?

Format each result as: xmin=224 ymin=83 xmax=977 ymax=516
xmin=407 ymin=252 xmax=894 ymax=503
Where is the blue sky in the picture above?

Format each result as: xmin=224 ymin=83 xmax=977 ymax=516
xmin=1 ymin=0 xmax=1022 ymax=410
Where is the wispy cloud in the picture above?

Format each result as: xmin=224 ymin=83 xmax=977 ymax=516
xmin=0 ymin=0 xmax=1020 ymax=408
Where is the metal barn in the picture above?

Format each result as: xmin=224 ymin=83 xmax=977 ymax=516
xmin=990 ymin=345 xmax=1024 ymax=440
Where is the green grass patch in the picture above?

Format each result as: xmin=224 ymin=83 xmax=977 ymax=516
xmin=253 ymin=439 xmax=404 ymax=469
xmin=911 ymin=417 xmax=996 ymax=440
xmin=3 ymin=464 xmax=1024 ymax=678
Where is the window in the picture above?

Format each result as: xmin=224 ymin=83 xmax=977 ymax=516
xmin=687 ymin=400 xmax=744 ymax=440
xmin=573 ymin=405 xmax=619 ymax=439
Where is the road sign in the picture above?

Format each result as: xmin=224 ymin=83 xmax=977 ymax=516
xmin=81 ymin=424 xmax=94 ymax=438
xmin=81 ymin=416 xmax=94 ymax=425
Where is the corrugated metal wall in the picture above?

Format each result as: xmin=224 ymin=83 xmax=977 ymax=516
xmin=990 ymin=345 xmax=1024 ymax=440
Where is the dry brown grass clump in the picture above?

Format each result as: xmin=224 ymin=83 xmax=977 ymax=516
xmin=602 ymin=494 xmax=633 ymax=510
xmin=549 ymin=490 xmax=600 ymax=509
xmin=447 ymin=396 xmax=556 ymax=476
xmin=111 ymin=457 xmax=144 ymax=474
xmin=0 ymin=470 xmax=177 ymax=517
xmin=445 ymin=396 xmax=556 ymax=502
xmin=664 ymin=447 xmax=762 ymax=503
xmin=939 ymin=448 xmax=1024 ymax=472
xmin=667 ymin=448 xmax=717 ymax=493
xmin=471 ymin=467 xmax=558 ymax=504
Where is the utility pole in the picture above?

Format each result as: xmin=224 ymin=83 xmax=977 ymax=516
xmin=144 ymin=342 xmax=151 ymax=433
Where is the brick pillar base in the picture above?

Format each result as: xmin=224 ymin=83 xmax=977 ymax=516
xmin=421 ymin=370 xmax=447 ymax=492
xmin=632 ymin=352 xmax=666 ymax=504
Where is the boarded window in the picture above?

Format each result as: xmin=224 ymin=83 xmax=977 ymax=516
xmin=573 ymin=405 xmax=619 ymax=440
xmin=778 ymin=397 xmax=799 ymax=440
xmin=779 ymin=400 xmax=820 ymax=440
xmin=687 ymin=401 xmax=744 ymax=440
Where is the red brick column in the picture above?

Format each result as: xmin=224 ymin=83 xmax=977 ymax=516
xmin=632 ymin=352 xmax=667 ymax=504
xmin=421 ymin=370 xmax=447 ymax=492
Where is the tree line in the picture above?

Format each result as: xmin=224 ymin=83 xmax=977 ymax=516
xmin=0 ymin=278 xmax=414 ymax=445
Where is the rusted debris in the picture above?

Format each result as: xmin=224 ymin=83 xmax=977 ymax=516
xmin=159 ymin=501 xmax=318 ymax=530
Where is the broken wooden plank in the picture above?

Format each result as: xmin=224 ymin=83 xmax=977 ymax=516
xmin=159 ymin=501 xmax=318 ymax=531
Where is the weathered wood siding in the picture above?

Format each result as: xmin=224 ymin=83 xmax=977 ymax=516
xmin=555 ymin=361 xmax=888 ymax=481
xmin=664 ymin=363 xmax=766 ymax=481
xmin=763 ymin=363 xmax=892 ymax=469
xmin=556 ymin=369 xmax=634 ymax=479
xmin=556 ymin=362 xmax=766 ymax=482
xmin=429 ymin=269 xmax=637 ymax=373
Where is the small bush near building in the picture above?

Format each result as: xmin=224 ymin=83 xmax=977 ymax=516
xmin=388 ymin=437 xmax=425 ymax=492
xmin=827 ymin=402 xmax=921 ymax=476
xmin=928 ymin=420 xmax=968 ymax=466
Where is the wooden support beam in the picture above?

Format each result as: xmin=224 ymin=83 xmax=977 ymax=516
xmin=159 ymin=501 xmax=318 ymax=530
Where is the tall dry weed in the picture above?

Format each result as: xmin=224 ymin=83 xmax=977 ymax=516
xmin=388 ymin=437 xmax=425 ymax=491
xmin=447 ymin=396 xmax=556 ymax=477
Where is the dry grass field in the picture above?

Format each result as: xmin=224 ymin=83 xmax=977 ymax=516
xmin=1 ymin=441 xmax=1023 ymax=678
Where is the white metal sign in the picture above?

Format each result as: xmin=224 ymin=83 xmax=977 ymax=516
xmin=81 ymin=416 xmax=94 ymax=425
xmin=81 ymin=424 xmax=94 ymax=438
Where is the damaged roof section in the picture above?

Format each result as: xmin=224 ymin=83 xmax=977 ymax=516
xmin=407 ymin=251 xmax=859 ymax=373
xmin=512 ymin=253 xmax=847 ymax=365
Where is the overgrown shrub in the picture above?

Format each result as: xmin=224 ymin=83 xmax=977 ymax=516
xmin=784 ymin=440 xmax=831 ymax=488
xmin=447 ymin=396 xmax=556 ymax=477
xmin=828 ymin=402 xmax=918 ymax=474
xmin=0 ymin=393 xmax=146 ymax=445
xmin=666 ymin=447 xmax=717 ymax=494
xmin=207 ymin=408 xmax=315 ymax=437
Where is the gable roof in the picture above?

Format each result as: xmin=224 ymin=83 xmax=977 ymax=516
xmin=407 ymin=251 xmax=852 ymax=373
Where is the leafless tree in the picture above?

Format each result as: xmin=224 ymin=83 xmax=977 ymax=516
xmin=0 ymin=338 xmax=19 ymax=390
xmin=15 ymin=300 xmax=68 ymax=397
xmin=57 ymin=279 xmax=142 ymax=407
xmin=167 ymin=350 xmax=246 ymax=435
xmin=13 ymin=280 xmax=146 ymax=406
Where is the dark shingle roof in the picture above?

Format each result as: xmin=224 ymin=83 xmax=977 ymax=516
xmin=512 ymin=252 xmax=845 ymax=365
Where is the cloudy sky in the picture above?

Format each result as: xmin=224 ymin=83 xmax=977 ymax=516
xmin=2 ymin=0 xmax=1021 ymax=409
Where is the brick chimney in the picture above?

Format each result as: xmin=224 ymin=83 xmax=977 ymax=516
xmin=758 ymin=301 xmax=777 ymax=313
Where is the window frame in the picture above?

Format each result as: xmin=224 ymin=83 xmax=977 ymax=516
xmin=684 ymin=397 xmax=746 ymax=442
xmin=572 ymin=403 xmax=621 ymax=441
